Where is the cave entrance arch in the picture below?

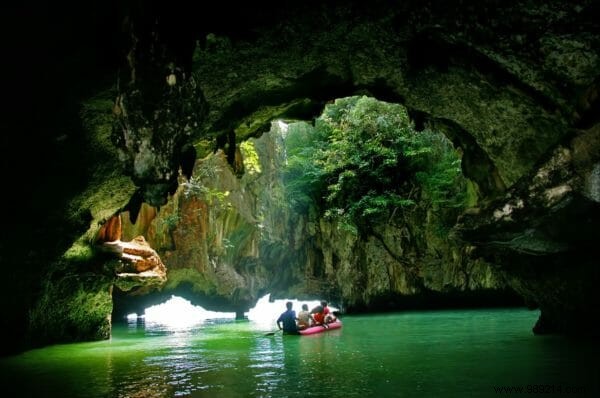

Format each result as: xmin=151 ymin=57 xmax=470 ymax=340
xmin=114 ymin=292 xmax=336 ymax=330
xmin=112 ymin=92 xmax=491 ymax=328
xmin=111 ymin=285 xmax=248 ymax=324
xmin=209 ymin=79 xmax=504 ymax=205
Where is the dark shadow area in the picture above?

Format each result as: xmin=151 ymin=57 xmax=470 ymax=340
xmin=345 ymin=288 xmax=526 ymax=314
xmin=406 ymin=27 xmax=567 ymax=118
xmin=211 ymin=66 xmax=357 ymax=137
xmin=0 ymin=1 xmax=121 ymax=357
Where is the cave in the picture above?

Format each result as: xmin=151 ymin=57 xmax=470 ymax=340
xmin=1 ymin=0 xmax=599 ymax=396
xmin=106 ymin=94 xmax=525 ymax=324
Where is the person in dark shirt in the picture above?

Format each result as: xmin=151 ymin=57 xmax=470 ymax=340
xmin=277 ymin=301 xmax=299 ymax=334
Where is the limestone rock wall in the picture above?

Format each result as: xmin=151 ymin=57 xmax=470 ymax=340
xmin=456 ymin=123 xmax=600 ymax=335
xmin=317 ymin=198 xmax=505 ymax=311
xmin=191 ymin=1 xmax=598 ymax=192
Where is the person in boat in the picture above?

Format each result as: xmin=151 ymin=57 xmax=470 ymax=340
xmin=310 ymin=300 xmax=337 ymax=326
xmin=323 ymin=301 xmax=337 ymax=324
xmin=320 ymin=300 xmax=337 ymax=324
xmin=277 ymin=301 xmax=299 ymax=334
xmin=309 ymin=300 xmax=330 ymax=326
xmin=310 ymin=303 xmax=324 ymax=325
xmin=297 ymin=304 xmax=312 ymax=330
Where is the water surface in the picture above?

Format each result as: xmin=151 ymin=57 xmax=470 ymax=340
xmin=1 ymin=308 xmax=597 ymax=397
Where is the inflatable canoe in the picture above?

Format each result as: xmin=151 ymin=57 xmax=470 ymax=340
xmin=298 ymin=320 xmax=342 ymax=335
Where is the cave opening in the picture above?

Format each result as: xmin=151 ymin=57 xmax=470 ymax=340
xmin=125 ymin=295 xmax=236 ymax=330
xmin=115 ymin=293 xmax=338 ymax=332
xmin=272 ymin=94 xmax=474 ymax=236
xmin=110 ymin=93 xmax=516 ymax=331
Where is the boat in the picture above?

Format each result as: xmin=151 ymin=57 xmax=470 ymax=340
xmin=298 ymin=320 xmax=342 ymax=335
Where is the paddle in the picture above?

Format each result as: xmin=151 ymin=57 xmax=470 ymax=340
xmin=264 ymin=329 xmax=281 ymax=336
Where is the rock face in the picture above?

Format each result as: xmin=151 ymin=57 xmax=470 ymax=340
xmin=112 ymin=121 xmax=510 ymax=318
xmin=456 ymin=123 xmax=600 ymax=335
xmin=189 ymin=1 xmax=597 ymax=193
xmin=111 ymin=1 xmax=208 ymax=206
xmin=100 ymin=235 xmax=167 ymax=292
xmin=112 ymin=74 xmax=207 ymax=207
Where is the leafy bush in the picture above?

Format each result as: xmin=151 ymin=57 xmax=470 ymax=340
xmin=412 ymin=129 xmax=467 ymax=209
xmin=282 ymin=121 xmax=327 ymax=212
xmin=283 ymin=96 xmax=467 ymax=231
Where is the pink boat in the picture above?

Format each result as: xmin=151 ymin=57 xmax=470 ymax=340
xmin=298 ymin=320 xmax=343 ymax=335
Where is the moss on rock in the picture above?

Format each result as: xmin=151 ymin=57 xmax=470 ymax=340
xmin=28 ymin=267 xmax=113 ymax=345
xmin=28 ymin=88 xmax=138 ymax=347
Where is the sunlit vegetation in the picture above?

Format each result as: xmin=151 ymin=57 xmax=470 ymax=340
xmin=284 ymin=96 xmax=467 ymax=233
xmin=240 ymin=140 xmax=262 ymax=175
xmin=181 ymin=157 xmax=231 ymax=211
xmin=183 ymin=175 xmax=230 ymax=206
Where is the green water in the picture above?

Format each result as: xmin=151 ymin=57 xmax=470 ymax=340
xmin=1 ymin=308 xmax=598 ymax=397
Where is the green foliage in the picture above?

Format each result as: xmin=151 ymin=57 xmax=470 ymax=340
xmin=315 ymin=97 xmax=416 ymax=227
xmin=182 ymin=174 xmax=231 ymax=211
xmin=283 ymin=96 xmax=467 ymax=232
xmin=283 ymin=122 xmax=326 ymax=212
xmin=160 ymin=213 xmax=181 ymax=231
xmin=412 ymin=129 xmax=468 ymax=209
xmin=240 ymin=140 xmax=262 ymax=175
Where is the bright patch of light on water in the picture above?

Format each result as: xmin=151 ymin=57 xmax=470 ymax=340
xmin=247 ymin=294 xmax=338 ymax=327
xmin=142 ymin=295 xmax=235 ymax=329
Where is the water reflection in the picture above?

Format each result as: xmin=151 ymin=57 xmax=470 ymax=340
xmin=251 ymin=336 xmax=285 ymax=395
xmin=119 ymin=315 xmax=242 ymax=396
